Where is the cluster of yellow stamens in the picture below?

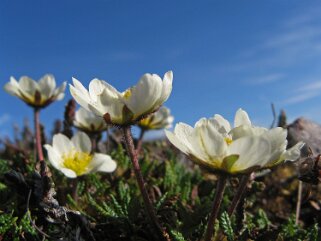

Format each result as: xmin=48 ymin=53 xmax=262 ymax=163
xmin=62 ymin=150 xmax=93 ymax=176
xmin=224 ymin=137 xmax=233 ymax=145
xmin=123 ymin=88 xmax=132 ymax=99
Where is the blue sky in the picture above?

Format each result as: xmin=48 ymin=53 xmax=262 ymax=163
xmin=2 ymin=0 xmax=321 ymax=139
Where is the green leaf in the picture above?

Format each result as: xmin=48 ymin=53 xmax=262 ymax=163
xmin=220 ymin=211 xmax=234 ymax=241
xmin=308 ymin=223 xmax=319 ymax=241
xmin=87 ymin=194 xmax=118 ymax=218
xmin=170 ymin=229 xmax=186 ymax=241
xmin=156 ymin=192 xmax=169 ymax=210
xmin=255 ymin=208 xmax=270 ymax=230
xmin=110 ymin=194 xmax=126 ymax=217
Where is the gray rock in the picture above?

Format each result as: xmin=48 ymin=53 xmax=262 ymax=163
xmin=287 ymin=117 xmax=321 ymax=156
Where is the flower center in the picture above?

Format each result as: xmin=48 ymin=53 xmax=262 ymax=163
xmin=62 ymin=151 xmax=93 ymax=176
xmin=224 ymin=137 xmax=233 ymax=145
xmin=123 ymin=88 xmax=132 ymax=99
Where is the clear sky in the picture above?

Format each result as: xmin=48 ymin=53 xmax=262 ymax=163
xmin=2 ymin=0 xmax=321 ymax=139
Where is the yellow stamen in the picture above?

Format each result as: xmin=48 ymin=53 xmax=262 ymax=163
xmin=123 ymin=88 xmax=132 ymax=99
xmin=224 ymin=137 xmax=233 ymax=145
xmin=62 ymin=151 xmax=92 ymax=176
xmin=139 ymin=117 xmax=151 ymax=127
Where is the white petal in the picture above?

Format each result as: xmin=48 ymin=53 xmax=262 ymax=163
xmin=90 ymin=116 xmax=106 ymax=130
xmin=158 ymin=71 xmax=173 ymax=105
xmin=165 ymin=116 xmax=174 ymax=128
xmin=10 ymin=76 xmax=20 ymax=88
xmin=264 ymin=127 xmax=287 ymax=150
xmin=4 ymin=82 xmax=19 ymax=96
xmin=234 ymin=108 xmax=251 ymax=127
xmin=153 ymin=106 xmax=168 ymax=121
xmin=38 ymin=74 xmax=56 ymax=98
xmin=174 ymin=122 xmax=207 ymax=161
xmin=74 ymin=107 xmax=106 ymax=131
xmin=74 ymin=108 xmax=88 ymax=126
xmin=71 ymin=132 xmax=92 ymax=153
xmin=44 ymin=144 xmax=63 ymax=170
xmin=263 ymin=127 xmax=287 ymax=162
xmin=19 ymin=76 xmax=38 ymax=95
xmin=71 ymin=79 xmax=104 ymax=115
xmin=213 ymin=114 xmax=231 ymax=133
xmin=230 ymin=125 xmax=267 ymax=140
xmin=123 ymin=73 xmax=163 ymax=116
xmin=96 ymin=87 xmax=124 ymax=119
xmin=143 ymin=106 xmax=173 ymax=129
xmin=196 ymin=119 xmax=227 ymax=158
xmin=262 ymin=127 xmax=288 ymax=151
xmin=230 ymin=125 xmax=252 ymax=139
xmin=72 ymin=77 xmax=90 ymax=95
xmin=55 ymin=92 xmax=65 ymax=101
xmin=283 ymin=142 xmax=304 ymax=161
xmin=165 ymin=130 xmax=190 ymax=155
xmin=89 ymin=153 xmax=117 ymax=173
xmin=194 ymin=118 xmax=207 ymax=128
xmin=70 ymin=84 xmax=94 ymax=112
xmin=71 ymin=80 xmax=117 ymax=118
xmin=4 ymin=77 xmax=20 ymax=96
xmin=60 ymin=168 xmax=77 ymax=178
xmin=52 ymin=133 xmax=74 ymax=155
xmin=252 ymin=127 xmax=268 ymax=135
xmin=53 ymin=82 xmax=67 ymax=100
xmin=89 ymin=79 xmax=120 ymax=101
xmin=228 ymin=136 xmax=271 ymax=172
xmin=97 ymin=88 xmax=124 ymax=115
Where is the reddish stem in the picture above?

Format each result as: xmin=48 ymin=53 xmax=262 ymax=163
xmin=71 ymin=178 xmax=79 ymax=202
xmin=34 ymin=108 xmax=46 ymax=177
xmin=89 ymin=133 xmax=97 ymax=152
xmin=227 ymin=174 xmax=251 ymax=216
xmin=122 ymin=126 xmax=170 ymax=241
xmin=204 ymin=175 xmax=227 ymax=241
xmin=136 ymin=128 xmax=146 ymax=156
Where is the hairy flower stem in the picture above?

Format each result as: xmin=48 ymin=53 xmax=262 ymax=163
xmin=34 ymin=108 xmax=46 ymax=177
xmin=204 ymin=175 xmax=228 ymax=241
xmin=295 ymin=180 xmax=303 ymax=225
xmin=89 ymin=133 xmax=97 ymax=152
xmin=122 ymin=126 xmax=170 ymax=241
xmin=136 ymin=128 xmax=146 ymax=155
xmin=71 ymin=178 xmax=79 ymax=202
xmin=227 ymin=174 xmax=251 ymax=216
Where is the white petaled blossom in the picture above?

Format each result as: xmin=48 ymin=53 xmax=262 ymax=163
xmin=74 ymin=107 xmax=108 ymax=133
xmin=4 ymin=75 xmax=66 ymax=108
xmin=69 ymin=71 xmax=173 ymax=125
xmin=228 ymin=109 xmax=304 ymax=168
xmin=165 ymin=109 xmax=304 ymax=175
xmin=44 ymin=132 xmax=117 ymax=178
xmin=138 ymin=106 xmax=174 ymax=130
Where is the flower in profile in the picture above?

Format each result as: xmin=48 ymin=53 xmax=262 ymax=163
xmin=165 ymin=109 xmax=303 ymax=174
xmin=74 ymin=107 xmax=108 ymax=133
xmin=227 ymin=109 xmax=304 ymax=168
xmin=69 ymin=71 xmax=173 ymax=125
xmin=44 ymin=132 xmax=116 ymax=178
xmin=4 ymin=74 xmax=66 ymax=108
xmin=138 ymin=106 xmax=174 ymax=130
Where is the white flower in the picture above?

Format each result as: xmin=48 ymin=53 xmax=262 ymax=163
xmin=44 ymin=132 xmax=117 ymax=178
xmin=228 ymin=109 xmax=304 ymax=168
xmin=74 ymin=107 xmax=108 ymax=133
xmin=165 ymin=109 xmax=304 ymax=174
xmin=138 ymin=106 xmax=174 ymax=130
xmin=69 ymin=71 xmax=173 ymax=125
xmin=4 ymin=74 xmax=66 ymax=108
